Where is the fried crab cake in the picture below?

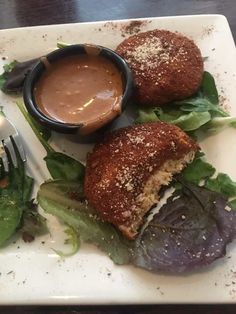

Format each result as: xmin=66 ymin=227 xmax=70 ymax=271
xmin=116 ymin=29 xmax=204 ymax=106
xmin=84 ymin=122 xmax=199 ymax=239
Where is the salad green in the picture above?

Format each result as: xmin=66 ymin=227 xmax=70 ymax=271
xmin=0 ymin=137 xmax=47 ymax=246
xmin=182 ymin=154 xmax=216 ymax=185
xmin=37 ymin=167 xmax=236 ymax=272
xmin=206 ymin=173 xmax=236 ymax=199
xmin=133 ymin=180 xmax=236 ymax=273
xmin=136 ymin=71 xmax=236 ymax=134
xmin=0 ymin=60 xmax=18 ymax=91
xmin=52 ymin=226 xmax=81 ymax=258
xmin=38 ymin=180 xmax=132 ymax=264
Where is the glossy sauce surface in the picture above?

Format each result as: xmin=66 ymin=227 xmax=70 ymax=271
xmin=34 ymin=54 xmax=123 ymax=124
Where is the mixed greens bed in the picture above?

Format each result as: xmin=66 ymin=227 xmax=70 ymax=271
xmin=136 ymin=71 xmax=236 ymax=134
xmin=1 ymin=54 xmax=236 ymax=273
xmin=0 ymin=114 xmax=47 ymax=246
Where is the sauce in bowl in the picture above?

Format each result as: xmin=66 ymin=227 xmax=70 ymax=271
xmin=34 ymin=54 xmax=123 ymax=133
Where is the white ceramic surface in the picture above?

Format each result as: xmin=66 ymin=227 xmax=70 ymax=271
xmin=0 ymin=14 xmax=236 ymax=305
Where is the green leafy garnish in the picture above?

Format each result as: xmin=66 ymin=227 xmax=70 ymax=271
xmin=177 ymin=97 xmax=228 ymax=117
xmin=229 ymin=199 xmax=236 ymax=210
xmin=202 ymin=116 xmax=236 ymax=133
xmin=200 ymin=71 xmax=219 ymax=104
xmin=0 ymin=194 xmax=23 ymax=246
xmin=0 ymin=140 xmax=46 ymax=246
xmin=205 ymin=173 xmax=236 ymax=198
xmin=137 ymin=106 xmax=212 ymax=131
xmin=0 ymin=60 xmax=18 ymax=90
xmin=57 ymin=42 xmax=70 ymax=49
xmin=52 ymin=226 xmax=80 ymax=257
xmin=165 ymin=111 xmax=211 ymax=131
xmin=136 ymin=71 xmax=235 ymax=134
xmin=182 ymin=157 xmax=216 ymax=185
xmin=44 ymin=152 xmax=85 ymax=181
xmin=136 ymin=109 xmax=160 ymax=124
xmin=38 ymin=180 xmax=132 ymax=264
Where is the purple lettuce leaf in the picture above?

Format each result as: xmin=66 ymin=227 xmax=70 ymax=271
xmin=132 ymin=182 xmax=236 ymax=273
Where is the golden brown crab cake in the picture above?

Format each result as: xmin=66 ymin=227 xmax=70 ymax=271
xmin=116 ymin=29 xmax=204 ymax=106
xmin=84 ymin=122 xmax=199 ymax=239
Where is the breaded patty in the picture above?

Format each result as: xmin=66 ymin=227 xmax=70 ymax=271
xmin=116 ymin=29 xmax=204 ymax=106
xmin=84 ymin=122 xmax=199 ymax=239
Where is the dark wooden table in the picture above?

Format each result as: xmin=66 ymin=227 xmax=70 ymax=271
xmin=0 ymin=0 xmax=236 ymax=313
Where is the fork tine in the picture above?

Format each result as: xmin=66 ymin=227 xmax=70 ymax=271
xmin=4 ymin=138 xmax=17 ymax=168
xmin=12 ymin=134 xmax=26 ymax=162
xmin=0 ymin=143 xmax=9 ymax=172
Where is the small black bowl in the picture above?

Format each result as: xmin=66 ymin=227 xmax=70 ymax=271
xmin=23 ymin=44 xmax=133 ymax=137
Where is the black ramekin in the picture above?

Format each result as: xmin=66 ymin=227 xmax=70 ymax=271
xmin=23 ymin=44 xmax=133 ymax=135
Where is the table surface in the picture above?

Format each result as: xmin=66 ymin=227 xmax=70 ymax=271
xmin=0 ymin=0 xmax=236 ymax=313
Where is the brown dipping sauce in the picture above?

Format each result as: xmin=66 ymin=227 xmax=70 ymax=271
xmin=34 ymin=54 xmax=123 ymax=127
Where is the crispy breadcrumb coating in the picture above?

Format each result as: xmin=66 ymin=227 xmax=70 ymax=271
xmin=84 ymin=122 xmax=199 ymax=239
xmin=116 ymin=29 xmax=203 ymax=106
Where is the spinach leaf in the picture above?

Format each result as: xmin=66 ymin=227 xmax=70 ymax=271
xmin=203 ymin=116 xmax=236 ymax=133
xmin=0 ymin=194 xmax=23 ymax=246
xmin=135 ymin=71 xmax=234 ymax=133
xmin=177 ymin=97 xmax=228 ymax=117
xmin=229 ymin=199 xmax=236 ymax=210
xmin=0 ymin=108 xmax=47 ymax=245
xmin=136 ymin=109 xmax=159 ymax=124
xmin=182 ymin=157 xmax=216 ymax=185
xmin=44 ymin=152 xmax=85 ymax=181
xmin=133 ymin=182 xmax=236 ymax=273
xmin=0 ymin=145 xmax=34 ymax=246
xmin=175 ymin=71 xmax=222 ymax=116
xmin=22 ymin=176 xmax=34 ymax=203
xmin=136 ymin=107 xmax=211 ymax=131
xmin=201 ymin=71 xmax=219 ymax=104
xmin=37 ymin=180 xmax=132 ymax=264
xmin=0 ymin=61 xmax=18 ymax=90
xmin=205 ymin=173 xmax=236 ymax=198
xmin=164 ymin=111 xmax=211 ymax=131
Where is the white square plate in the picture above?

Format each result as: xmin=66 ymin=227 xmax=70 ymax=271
xmin=1 ymin=14 xmax=236 ymax=305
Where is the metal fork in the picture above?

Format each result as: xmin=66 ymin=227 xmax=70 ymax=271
xmin=0 ymin=115 xmax=26 ymax=172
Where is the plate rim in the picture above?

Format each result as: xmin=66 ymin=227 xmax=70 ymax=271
xmin=1 ymin=13 xmax=236 ymax=305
